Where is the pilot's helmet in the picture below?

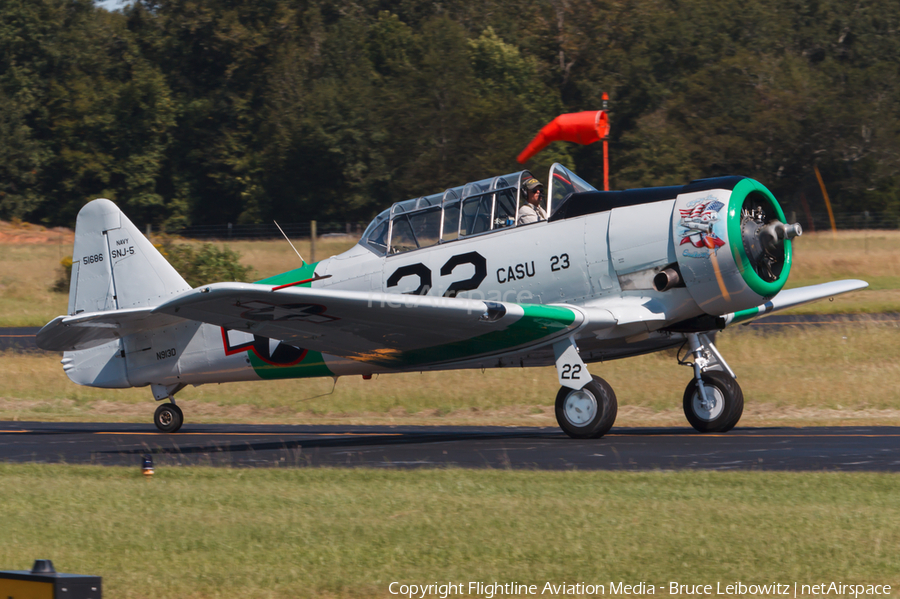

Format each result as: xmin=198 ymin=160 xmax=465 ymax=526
xmin=523 ymin=177 xmax=544 ymax=193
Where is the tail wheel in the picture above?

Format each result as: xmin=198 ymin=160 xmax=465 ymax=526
xmin=683 ymin=370 xmax=743 ymax=433
xmin=154 ymin=403 xmax=184 ymax=433
xmin=555 ymin=375 xmax=618 ymax=439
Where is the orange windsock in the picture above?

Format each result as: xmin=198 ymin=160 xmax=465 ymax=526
xmin=516 ymin=110 xmax=610 ymax=164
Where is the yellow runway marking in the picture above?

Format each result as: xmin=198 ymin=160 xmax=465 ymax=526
xmin=749 ymin=320 xmax=900 ymax=326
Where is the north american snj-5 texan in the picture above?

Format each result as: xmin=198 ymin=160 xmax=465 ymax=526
xmin=37 ymin=109 xmax=867 ymax=437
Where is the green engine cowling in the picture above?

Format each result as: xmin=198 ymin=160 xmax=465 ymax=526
xmin=670 ymin=177 xmax=802 ymax=316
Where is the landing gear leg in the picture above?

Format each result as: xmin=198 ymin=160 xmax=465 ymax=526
xmin=151 ymin=383 xmax=186 ymax=433
xmin=680 ymin=333 xmax=743 ymax=433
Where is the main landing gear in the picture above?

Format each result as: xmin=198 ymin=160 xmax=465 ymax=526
xmin=555 ymin=375 xmax=618 ymax=439
xmin=552 ymin=332 xmax=743 ymax=438
xmin=679 ymin=333 xmax=743 ymax=433
xmin=151 ymin=383 xmax=186 ymax=433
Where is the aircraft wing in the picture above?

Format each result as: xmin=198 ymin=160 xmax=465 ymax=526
xmin=37 ymin=308 xmax=187 ymax=351
xmin=152 ymin=283 xmax=616 ymax=368
xmin=722 ymin=279 xmax=869 ymax=327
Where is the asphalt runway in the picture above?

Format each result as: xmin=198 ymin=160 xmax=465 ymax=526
xmin=0 ymin=328 xmax=44 ymax=351
xmin=1 ymin=422 xmax=897 ymax=471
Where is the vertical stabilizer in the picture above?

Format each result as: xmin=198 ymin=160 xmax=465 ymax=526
xmin=69 ymin=199 xmax=190 ymax=315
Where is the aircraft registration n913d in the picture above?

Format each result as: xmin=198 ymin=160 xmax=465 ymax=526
xmin=37 ymin=136 xmax=867 ymax=438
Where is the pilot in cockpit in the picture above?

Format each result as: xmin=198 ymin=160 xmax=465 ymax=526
xmin=516 ymin=177 xmax=548 ymax=225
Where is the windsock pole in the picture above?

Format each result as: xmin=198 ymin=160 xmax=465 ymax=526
xmin=602 ymin=93 xmax=609 ymax=191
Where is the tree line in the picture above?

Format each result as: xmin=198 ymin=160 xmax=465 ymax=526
xmin=2 ymin=0 xmax=898 ymax=230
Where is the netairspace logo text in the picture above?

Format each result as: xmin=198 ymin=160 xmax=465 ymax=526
xmin=388 ymin=581 xmax=893 ymax=598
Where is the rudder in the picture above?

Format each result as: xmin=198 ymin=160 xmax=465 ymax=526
xmin=68 ymin=199 xmax=190 ymax=315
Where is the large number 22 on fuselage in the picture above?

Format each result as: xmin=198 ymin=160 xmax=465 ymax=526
xmin=378 ymin=217 xmax=595 ymax=305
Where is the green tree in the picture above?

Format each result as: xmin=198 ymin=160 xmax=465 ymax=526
xmin=2 ymin=0 xmax=897 ymax=228
xmin=0 ymin=0 xmax=177 ymax=226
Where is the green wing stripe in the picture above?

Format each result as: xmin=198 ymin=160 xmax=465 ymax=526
xmin=362 ymin=304 xmax=578 ymax=368
xmin=729 ymin=306 xmax=760 ymax=325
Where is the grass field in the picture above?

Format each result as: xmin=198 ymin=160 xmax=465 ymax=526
xmin=3 ymin=323 xmax=898 ymax=427
xmin=1 ymin=464 xmax=897 ymax=599
xmin=786 ymin=230 xmax=900 ymax=314
xmin=0 ymin=222 xmax=897 ymax=326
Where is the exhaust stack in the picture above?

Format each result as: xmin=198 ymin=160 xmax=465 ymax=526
xmin=653 ymin=268 xmax=682 ymax=292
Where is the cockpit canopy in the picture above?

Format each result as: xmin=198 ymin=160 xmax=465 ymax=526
xmin=359 ymin=164 xmax=597 ymax=256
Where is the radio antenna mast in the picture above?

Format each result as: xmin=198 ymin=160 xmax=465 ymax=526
xmin=274 ymin=221 xmax=305 ymax=265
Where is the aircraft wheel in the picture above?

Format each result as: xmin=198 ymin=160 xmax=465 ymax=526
xmin=555 ymin=375 xmax=618 ymax=439
xmin=154 ymin=403 xmax=184 ymax=433
xmin=683 ymin=370 xmax=743 ymax=433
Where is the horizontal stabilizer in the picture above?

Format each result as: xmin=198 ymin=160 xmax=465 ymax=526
xmin=723 ymin=279 xmax=869 ymax=327
xmin=37 ymin=308 xmax=186 ymax=351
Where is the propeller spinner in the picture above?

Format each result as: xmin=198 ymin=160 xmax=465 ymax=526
xmin=740 ymin=199 xmax=802 ymax=282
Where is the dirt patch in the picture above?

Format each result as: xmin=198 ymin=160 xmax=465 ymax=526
xmin=0 ymin=221 xmax=73 ymax=245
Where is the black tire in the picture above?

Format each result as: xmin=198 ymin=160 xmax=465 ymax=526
xmin=555 ymin=375 xmax=618 ymax=439
xmin=154 ymin=403 xmax=184 ymax=433
xmin=682 ymin=370 xmax=743 ymax=433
